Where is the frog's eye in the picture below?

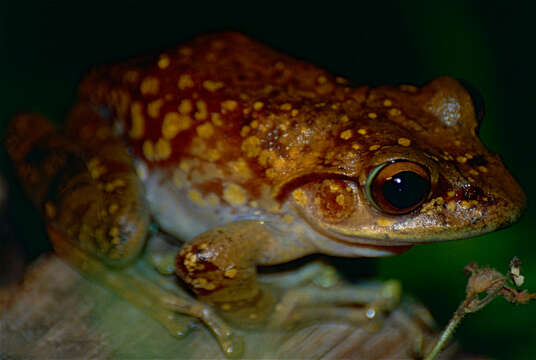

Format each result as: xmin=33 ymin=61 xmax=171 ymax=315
xmin=366 ymin=161 xmax=431 ymax=214
xmin=458 ymin=79 xmax=485 ymax=127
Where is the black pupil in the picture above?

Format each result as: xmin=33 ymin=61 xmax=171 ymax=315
xmin=382 ymin=171 xmax=429 ymax=209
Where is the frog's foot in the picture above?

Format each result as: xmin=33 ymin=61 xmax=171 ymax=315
xmin=269 ymin=280 xmax=402 ymax=330
xmin=257 ymin=260 xmax=402 ymax=330
xmin=47 ymin=224 xmax=244 ymax=359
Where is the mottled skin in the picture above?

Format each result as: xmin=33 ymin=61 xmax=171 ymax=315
xmin=6 ymin=32 xmax=525 ymax=356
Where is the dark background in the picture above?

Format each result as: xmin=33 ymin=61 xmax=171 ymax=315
xmin=1 ymin=1 xmax=535 ymax=358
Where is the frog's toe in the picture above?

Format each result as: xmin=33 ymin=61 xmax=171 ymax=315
xmin=219 ymin=333 xmax=245 ymax=359
xmin=160 ymin=312 xmax=195 ymax=338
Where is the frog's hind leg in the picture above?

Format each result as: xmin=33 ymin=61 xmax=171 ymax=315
xmin=259 ymin=260 xmax=402 ymax=330
xmin=5 ymin=108 xmax=243 ymax=358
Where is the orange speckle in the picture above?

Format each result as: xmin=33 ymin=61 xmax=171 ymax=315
xmin=197 ymin=122 xmax=214 ymax=138
xmin=211 ymin=113 xmax=223 ymax=126
xmin=340 ymin=129 xmax=353 ymax=140
xmin=129 ymin=102 xmax=145 ymax=139
xmin=241 ymin=136 xmax=261 ymax=157
xmin=194 ymin=100 xmax=208 ymax=120
xmin=240 ymin=125 xmax=250 ymax=137
xmin=280 ymin=103 xmax=292 ymax=111
xmin=157 ymin=54 xmax=170 ymax=69
xmin=456 ymin=156 xmax=467 ymax=164
xmin=388 ymin=108 xmax=402 ymax=116
xmin=147 ymin=99 xmax=164 ymax=118
xmin=155 ymin=138 xmax=172 ymax=160
xmin=140 ymin=76 xmax=159 ymax=95
xmin=292 ymin=189 xmax=308 ymax=206
xmin=178 ymin=74 xmax=194 ymax=90
xmin=222 ymin=100 xmax=238 ymax=111
xmin=369 ymin=145 xmax=381 ymax=151
xmin=162 ymin=112 xmax=192 ymax=139
xmin=203 ymin=80 xmax=224 ymax=92
xmin=224 ymin=268 xmax=238 ymax=278
xmin=223 ymin=183 xmax=247 ymax=206
xmin=188 ymin=190 xmax=207 ymax=206
xmin=253 ymin=101 xmax=264 ymax=111
xmin=143 ymin=140 xmax=154 ymax=161
xmin=178 ymin=99 xmax=193 ymax=114
xmin=397 ymin=137 xmax=411 ymax=147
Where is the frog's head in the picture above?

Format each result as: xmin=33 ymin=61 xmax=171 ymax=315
xmin=281 ymin=77 xmax=525 ymax=256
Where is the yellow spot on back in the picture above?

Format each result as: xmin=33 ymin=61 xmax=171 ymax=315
xmin=280 ymin=103 xmax=292 ymax=111
xmin=253 ymin=101 xmax=264 ymax=111
xmin=203 ymin=80 xmax=224 ymax=92
xmin=228 ymin=158 xmax=252 ymax=180
xmin=158 ymin=54 xmax=170 ymax=69
xmin=369 ymin=145 xmax=381 ymax=151
xmin=389 ymin=108 xmax=402 ymax=116
xmin=335 ymin=194 xmax=345 ymax=206
xmin=222 ymin=100 xmax=238 ymax=111
xmin=155 ymin=138 xmax=172 ymax=160
xmin=223 ymin=184 xmax=247 ymax=206
xmin=291 ymin=109 xmax=299 ymax=117
xmin=129 ymin=102 xmax=145 ymax=139
xmin=196 ymin=122 xmax=214 ymax=138
xmin=140 ymin=76 xmax=159 ymax=95
xmin=358 ymin=128 xmax=367 ymax=135
xmin=340 ymin=129 xmax=353 ymax=140
xmin=352 ymin=143 xmax=361 ymax=150
xmin=340 ymin=115 xmax=350 ymax=122
xmin=383 ymin=99 xmax=393 ymax=107
xmin=143 ymin=140 xmax=154 ymax=161
xmin=194 ymin=100 xmax=208 ymax=120
xmin=242 ymin=136 xmax=261 ymax=157
xmin=178 ymin=74 xmax=194 ymax=90
xmin=398 ymin=137 xmax=411 ymax=147
xmin=211 ymin=113 xmax=223 ymax=126
xmin=162 ymin=112 xmax=191 ymax=139
xmin=147 ymin=99 xmax=164 ymax=118
xmin=400 ymin=84 xmax=418 ymax=93
xmin=478 ymin=166 xmax=488 ymax=173
xmin=456 ymin=156 xmax=467 ymax=164
xmin=368 ymin=112 xmax=378 ymax=119
xmin=178 ymin=99 xmax=193 ymax=114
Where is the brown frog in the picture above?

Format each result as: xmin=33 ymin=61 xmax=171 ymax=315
xmin=5 ymin=32 xmax=525 ymax=357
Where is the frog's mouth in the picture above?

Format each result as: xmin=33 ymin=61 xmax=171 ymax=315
xmin=293 ymin=206 xmax=414 ymax=256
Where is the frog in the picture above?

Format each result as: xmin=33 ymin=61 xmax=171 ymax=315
xmin=5 ymin=32 xmax=525 ymax=357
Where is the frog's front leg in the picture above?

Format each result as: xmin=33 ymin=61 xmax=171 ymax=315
xmin=174 ymin=221 xmax=402 ymax=331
